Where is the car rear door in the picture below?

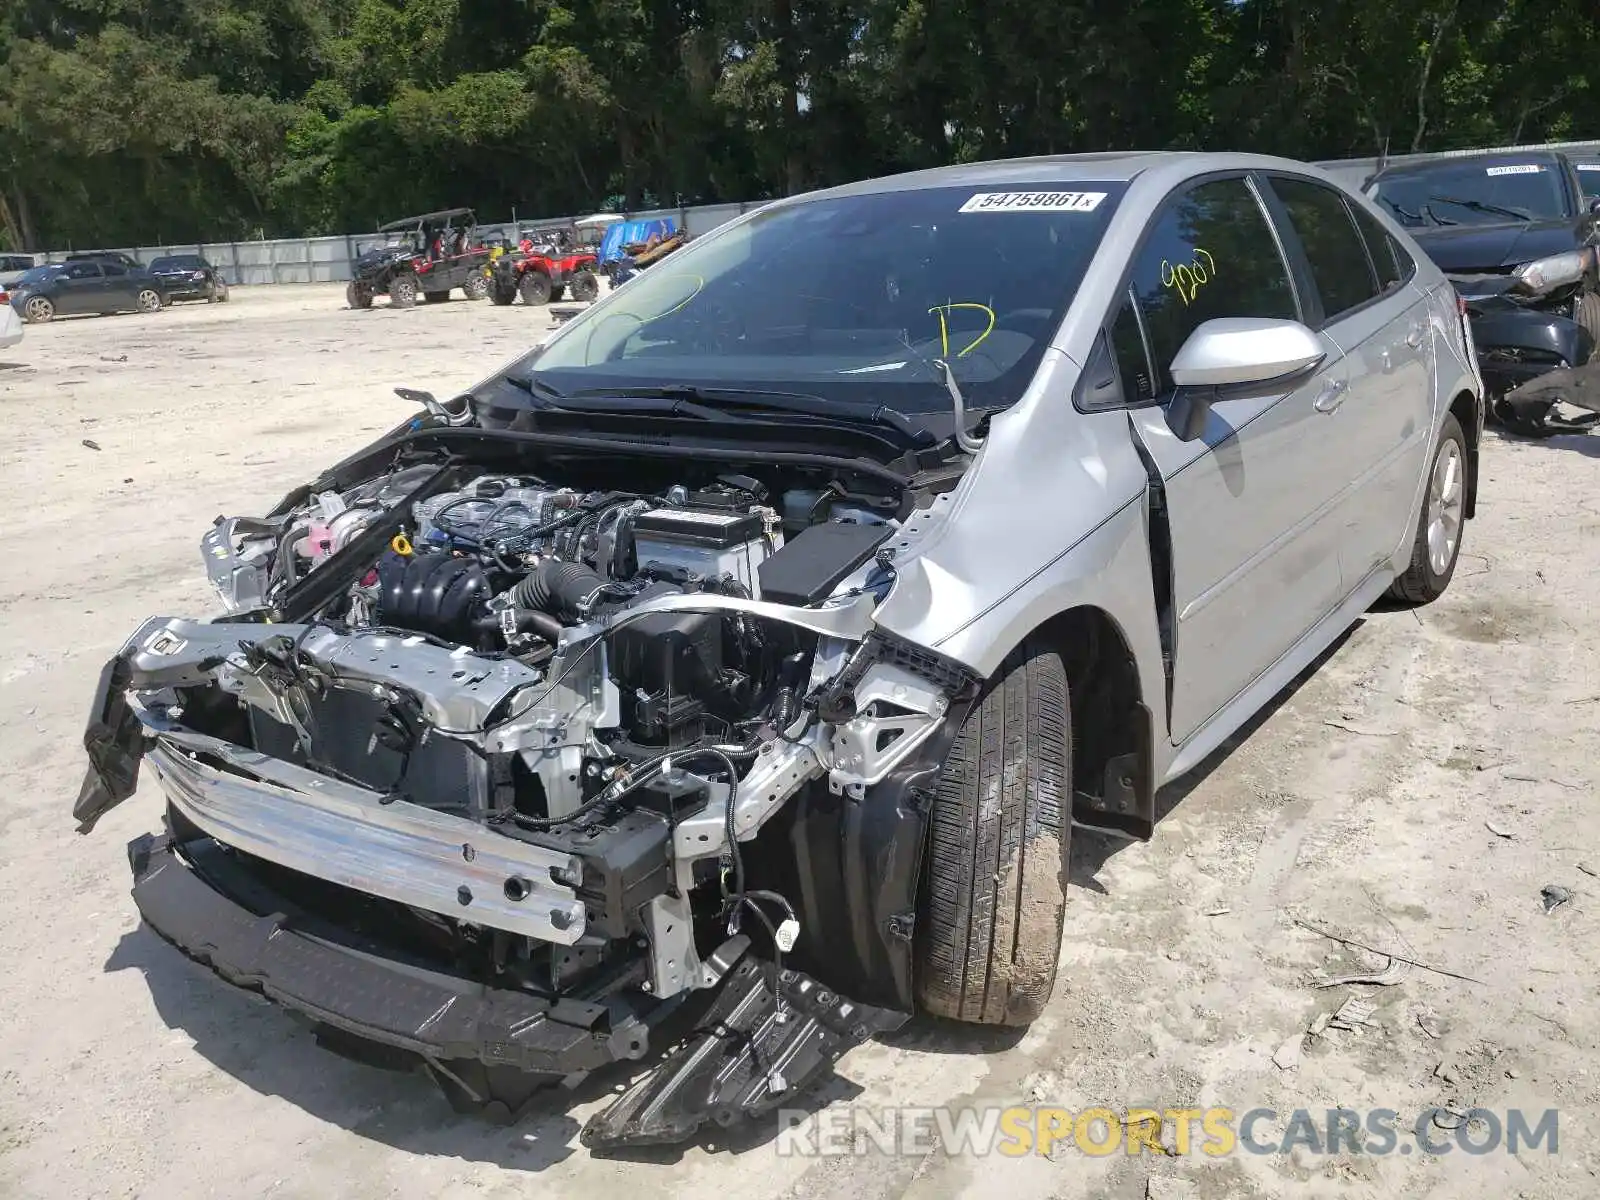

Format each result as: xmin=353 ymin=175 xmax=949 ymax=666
xmin=1111 ymin=175 xmax=1352 ymax=745
xmin=98 ymin=261 xmax=138 ymax=310
xmin=1262 ymin=174 xmax=1436 ymax=584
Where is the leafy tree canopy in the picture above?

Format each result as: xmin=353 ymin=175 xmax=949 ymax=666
xmin=0 ymin=0 xmax=1594 ymax=248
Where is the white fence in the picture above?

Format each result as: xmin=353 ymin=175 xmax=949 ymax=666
xmin=33 ymin=139 xmax=1600 ymax=283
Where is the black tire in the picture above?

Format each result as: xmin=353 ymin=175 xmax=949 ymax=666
xmin=21 ymin=295 xmax=54 ymax=323
xmin=389 ymin=274 xmax=418 ymax=308
xmin=549 ymin=285 xmax=566 ymax=302
xmin=489 ymin=283 xmax=516 ymax=306
xmin=346 ymin=281 xmax=373 ymax=310
xmin=1388 ymin=412 xmax=1468 ymax=605
xmin=570 ymin=270 xmax=600 ymax=302
xmin=915 ymin=640 xmax=1071 ymax=1025
xmin=1576 ymin=290 xmax=1600 ymax=346
xmin=423 ymin=290 xmax=450 ymax=304
xmin=463 ymin=272 xmax=489 ymax=301
xmin=519 ymin=270 xmax=552 ymax=306
xmin=216 ymin=281 xmax=229 ymax=303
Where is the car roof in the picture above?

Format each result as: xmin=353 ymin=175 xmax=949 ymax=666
xmin=379 ymin=208 xmax=476 ymax=231
xmin=1367 ymin=150 xmax=1569 ymax=183
xmin=778 ymin=151 xmax=1356 ymax=206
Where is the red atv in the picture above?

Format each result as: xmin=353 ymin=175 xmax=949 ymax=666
xmin=488 ymin=224 xmax=602 ymax=306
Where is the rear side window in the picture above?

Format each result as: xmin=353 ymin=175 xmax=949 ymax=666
xmin=63 ymin=262 xmax=101 ymax=280
xmin=101 ymin=262 xmax=128 ymax=277
xmin=1347 ymin=205 xmax=1412 ymax=292
xmin=1111 ymin=177 xmax=1297 ymax=403
xmin=1269 ymin=177 xmax=1380 ymax=322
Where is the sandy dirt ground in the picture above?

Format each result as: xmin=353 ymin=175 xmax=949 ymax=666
xmin=1 ymin=283 xmax=1597 ymax=1200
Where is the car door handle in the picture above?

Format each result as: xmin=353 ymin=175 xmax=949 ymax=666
xmin=1313 ymin=378 xmax=1348 ymax=413
xmin=1405 ymin=322 xmax=1424 ymax=349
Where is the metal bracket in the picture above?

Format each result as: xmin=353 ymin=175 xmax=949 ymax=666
xmin=825 ymin=661 xmax=949 ymax=798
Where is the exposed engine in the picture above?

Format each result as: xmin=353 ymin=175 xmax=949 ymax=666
xmin=125 ymin=442 xmax=977 ymax=1031
xmin=87 ymin=426 xmax=973 ymax=1141
xmin=200 ymin=461 xmax=912 ymax=825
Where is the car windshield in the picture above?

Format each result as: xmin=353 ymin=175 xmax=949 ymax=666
xmin=1367 ymin=161 xmax=1570 ymax=227
xmin=525 ymin=182 xmax=1127 ymax=414
xmin=150 ymin=256 xmax=202 ymax=271
xmin=14 ymin=266 xmax=60 ymax=285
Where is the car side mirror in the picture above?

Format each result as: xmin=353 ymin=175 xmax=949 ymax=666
xmin=1165 ymin=317 xmax=1327 ymax=441
xmin=1588 ymin=196 xmax=1600 ymax=215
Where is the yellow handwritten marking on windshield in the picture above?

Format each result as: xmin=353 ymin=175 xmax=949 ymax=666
xmin=577 ymin=274 xmax=708 ymax=362
xmin=1161 ymin=248 xmax=1215 ymax=304
xmin=928 ymin=302 xmax=997 ymax=358
xmin=646 ymin=273 xmax=706 ymax=320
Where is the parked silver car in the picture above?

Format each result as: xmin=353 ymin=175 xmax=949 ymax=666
xmin=76 ymin=152 xmax=1482 ymax=1148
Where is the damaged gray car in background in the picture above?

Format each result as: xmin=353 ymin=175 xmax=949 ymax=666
xmin=75 ymin=152 xmax=1481 ymax=1150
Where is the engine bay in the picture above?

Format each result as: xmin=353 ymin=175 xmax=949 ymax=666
xmin=165 ymin=452 xmax=960 ymax=1005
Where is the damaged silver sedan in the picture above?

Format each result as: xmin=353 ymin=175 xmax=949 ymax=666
xmin=76 ymin=152 xmax=1482 ymax=1148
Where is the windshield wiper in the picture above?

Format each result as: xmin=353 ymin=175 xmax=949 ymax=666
xmin=567 ymin=384 xmax=934 ymax=446
xmin=1428 ymin=195 xmax=1534 ymax=222
xmin=503 ymin=373 xmax=567 ymax=402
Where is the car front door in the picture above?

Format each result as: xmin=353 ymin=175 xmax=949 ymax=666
xmin=1110 ymin=175 xmax=1353 ymax=746
xmin=1262 ymin=175 xmax=1437 ymax=584
xmin=56 ymin=262 xmax=107 ymax=314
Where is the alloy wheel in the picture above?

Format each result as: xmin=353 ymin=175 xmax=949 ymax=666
xmin=1426 ymin=439 xmax=1464 ymax=577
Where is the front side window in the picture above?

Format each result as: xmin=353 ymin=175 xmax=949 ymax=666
xmin=1269 ymin=176 xmax=1379 ymax=322
xmin=1367 ymin=161 xmax=1570 ymax=227
xmin=526 ymin=183 xmax=1127 ymax=414
xmin=1111 ymin=177 xmax=1297 ymax=402
xmin=63 ymin=262 xmax=102 ymax=280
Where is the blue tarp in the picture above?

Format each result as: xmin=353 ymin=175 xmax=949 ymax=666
xmin=598 ymin=217 xmax=679 ymax=264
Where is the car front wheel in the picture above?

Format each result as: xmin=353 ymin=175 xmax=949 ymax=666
xmin=389 ymin=275 xmax=419 ymax=308
xmin=1388 ymin=412 xmax=1467 ymax=604
xmin=915 ymin=639 xmax=1071 ymax=1026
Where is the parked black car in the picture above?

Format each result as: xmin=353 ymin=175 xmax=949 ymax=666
xmin=148 ymin=254 xmax=230 ymax=304
xmin=347 ymin=208 xmax=491 ymax=309
xmin=8 ymin=260 xmax=167 ymax=323
xmin=1366 ymin=151 xmax=1600 ymax=434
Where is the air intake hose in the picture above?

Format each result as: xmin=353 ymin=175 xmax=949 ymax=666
xmin=510 ymin=559 xmax=607 ymax=621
